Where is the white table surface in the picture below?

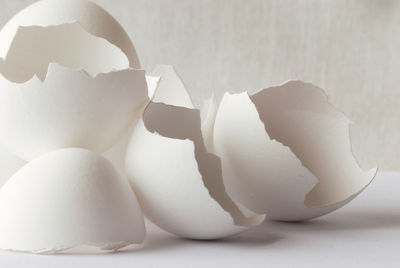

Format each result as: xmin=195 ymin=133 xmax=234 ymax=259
xmin=0 ymin=171 xmax=398 ymax=268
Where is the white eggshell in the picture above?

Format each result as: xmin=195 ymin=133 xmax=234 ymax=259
xmin=0 ymin=144 xmax=25 ymax=188
xmin=0 ymin=0 xmax=148 ymax=160
xmin=0 ymin=64 xmax=148 ymax=161
xmin=0 ymin=148 xmax=145 ymax=253
xmin=0 ymin=0 xmax=140 ymax=68
xmin=213 ymin=81 xmax=377 ymax=221
xmin=126 ymin=65 xmax=264 ymax=240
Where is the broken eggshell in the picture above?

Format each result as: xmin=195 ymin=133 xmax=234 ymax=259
xmin=213 ymin=81 xmax=377 ymax=221
xmin=125 ymin=65 xmax=265 ymax=240
xmin=0 ymin=148 xmax=145 ymax=253
xmin=0 ymin=1 xmax=148 ymax=161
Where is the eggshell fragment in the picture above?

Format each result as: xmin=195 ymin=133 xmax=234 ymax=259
xmin=126 ymin=65 xmax=264 ymax=240
xmin=145 ymin=75 xmax=161 ymax=100
xmin=0 ymin=148 xmax=145 ymax=253
xmin=0 ymin=0 xmax=140 ymax=68
xmin=213 ymin=81 xmax=377 ymax=221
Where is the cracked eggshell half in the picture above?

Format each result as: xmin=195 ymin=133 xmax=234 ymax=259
xmin=0 ymin=148 xmax=145 ymax=254
xmin=0 ymin=0 xmax=148 ymax=161
xmin=126 ymin=65 xmax=264 ymax=240
xmin=0 ymin=12 xmax=149 ymax=161
xmin=213 ymin=81 xmax=377 ymax=221
xmin=0 ymin=0 xmax=140 ymax=68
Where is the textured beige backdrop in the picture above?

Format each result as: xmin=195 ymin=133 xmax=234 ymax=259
xmin=1 ymin=0 xmax=399 ymax=170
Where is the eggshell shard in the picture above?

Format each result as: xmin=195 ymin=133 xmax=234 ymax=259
xmin=213 ymin=81 xmax=377 ymax=221
xmin=149 ymin=64 xmax=195 ymax=107
xmin=0 ymin=64 xmax=148 ymax=161
xmin=0 ymin=148 xmax=145 ymax=253
xmin=0 ymin=0 xmax=140 ymax=68
xmin=126 ymin=65 xmax=264 ymax=240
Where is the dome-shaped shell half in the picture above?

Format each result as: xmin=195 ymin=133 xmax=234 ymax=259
xmin=0 ymin=148 xmax=145 ymax=253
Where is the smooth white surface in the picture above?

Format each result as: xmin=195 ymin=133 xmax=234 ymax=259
xmin=0 ymin=171 xmax=397 ymax=267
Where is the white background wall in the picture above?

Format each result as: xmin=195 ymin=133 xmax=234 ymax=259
xmin=1 ymin=0 xmax=399 ymax=170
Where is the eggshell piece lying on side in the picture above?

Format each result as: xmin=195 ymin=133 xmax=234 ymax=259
xmin=125 ymin=65 xmax=264 ymax=239
xmin=0 ymin=148 xmax=145 ymax=253
xmin=213 ymin=81 xmax=376 ymax=221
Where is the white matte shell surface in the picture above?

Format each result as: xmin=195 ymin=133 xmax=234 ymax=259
xmin=126 ymin=65 xmax=264 ymax=240
xmin=0 ymin=148 xmax=145 ymax=253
